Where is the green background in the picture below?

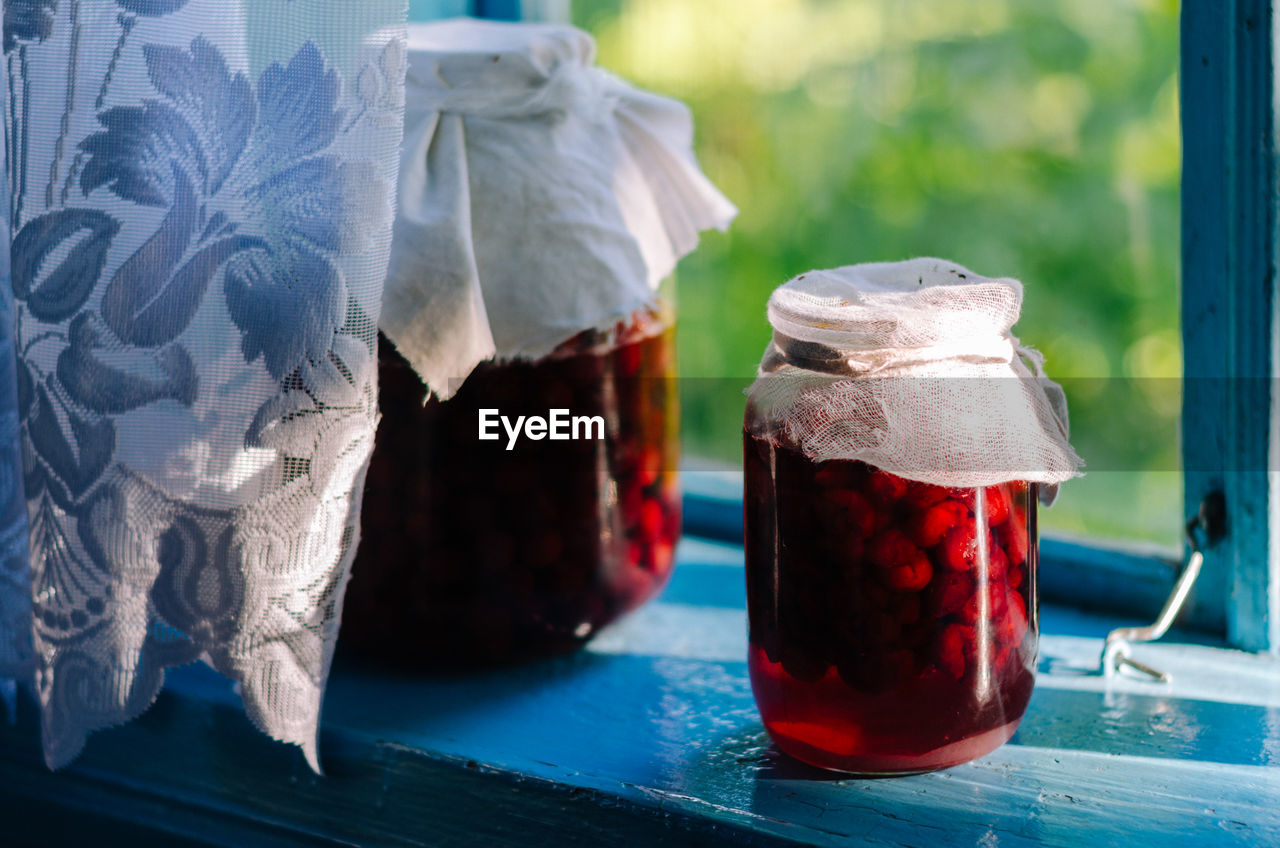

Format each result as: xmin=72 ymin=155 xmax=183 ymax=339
xmin=574 ymin=0 xmax=1182 ymax=548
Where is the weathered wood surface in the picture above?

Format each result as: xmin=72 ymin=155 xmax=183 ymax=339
xmin=1 ymin=539 xmax=1278 ymax=846
xmin=1180 ymin=0 xmax=1280 ymax=650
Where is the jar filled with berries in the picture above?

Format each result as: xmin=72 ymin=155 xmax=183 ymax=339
xmin=743 ymin=259 xmax=1080 ymax=773
xmin=348 ymin=304 xmax=680 ymax=666
xmin=338 ymin=21 xmax=735 ymax=666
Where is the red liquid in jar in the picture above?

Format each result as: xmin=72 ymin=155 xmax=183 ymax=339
xmin=342 ymin=312 xmax=679 ymax=667
xmin=743 ymin=433 xmax=1038 ymax=774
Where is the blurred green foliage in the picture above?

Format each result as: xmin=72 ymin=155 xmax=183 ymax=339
xmin=575 ymin=0 xmax=1182 ymax=547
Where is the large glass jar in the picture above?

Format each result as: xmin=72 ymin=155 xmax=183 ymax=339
xmin=743 ymin=422 xmax=1039 ymax=774
xmin=341 ymin=306 xmax=679 ymax=667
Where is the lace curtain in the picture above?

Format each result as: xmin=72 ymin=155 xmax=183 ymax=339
xmin=0 ymin=0 xmax=406 ymax=770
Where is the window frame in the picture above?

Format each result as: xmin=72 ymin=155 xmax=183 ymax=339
xmin=1180 ymin=0 xmax=1278 ymax=651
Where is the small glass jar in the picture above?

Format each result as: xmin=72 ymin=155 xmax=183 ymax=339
xmin=740 ymin=258 xmax=1076 ymax=773
xmin=341 ymin=305 xmax=679 ymax=667
xmin=743 ymin=424 xmax=1039 ymax=774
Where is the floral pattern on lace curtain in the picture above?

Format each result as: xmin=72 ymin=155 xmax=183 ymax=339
xmin=0 ymin=0 xmax=406 ymax=769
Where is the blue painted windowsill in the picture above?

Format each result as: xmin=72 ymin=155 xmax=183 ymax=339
xmin=1 ymin=526 xmax=1277 ymax=846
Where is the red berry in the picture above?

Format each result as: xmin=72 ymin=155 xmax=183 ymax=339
xmin=884 ymin=553 xmax=933 ymax=591
xmin=637 ymin=445 xmax=662 ymax=487
xmin=1002 ymin=590 xmax=1028 ymax=645
xmin=988 ymin=575 xmax=1008 ymax=608
xmin=940 ymin=524 xmax=978 ymax=571
xmin=869 ymin=529 xmax=923 ymax=570
xmin=986 ymin=541 xmax=1009 ymax=580
xmin=997 ymin=519 xmax=1029 ymax=566
xmin=961 ymin=581 xmax=1010 ymax=624
xmin=867 ymin=470 xmax=908 ymax=506
xmin=984 ymin=485 xmax=1011 ymax=526
xmin=939 ymin=623 xmax=975 ymax=679
xmin=904 ymin=481 xmax=949 ymax=509
xmin=1009 ymin=565 xmax=1025 ymax=590
xmin=639 ymin=498 xmax=666 ymax=539
xmin=910 ymin=499 xmax=969 ymax=548
xmin=1011 ymin=502 xmax=1028 ymax=529
xmin=933 ymin=572 xmax=973 ymax=616
xmin=616 ymin=342 xmax=644 ymax=376
xmin=821 ymin=489 xmax=876 ymax=539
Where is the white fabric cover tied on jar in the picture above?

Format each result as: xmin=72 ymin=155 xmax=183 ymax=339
xmin=750 ymin=258 xmax=1083 ymax=498
xmin=383 ymin=19 xmax=737 ymax=398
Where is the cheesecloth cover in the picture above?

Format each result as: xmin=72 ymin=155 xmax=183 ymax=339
xmin=750 ymin=258 xmax=1082 ymax=495
xmin=383 ymin=19 xmax=737 ymax=398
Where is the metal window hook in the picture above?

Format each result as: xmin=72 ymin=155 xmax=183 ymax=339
xmin=1099 ymin=491 xmax=1226 ymax=682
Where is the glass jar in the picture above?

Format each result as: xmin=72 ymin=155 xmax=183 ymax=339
xmin=743 ymin=423 xmax=1039 ymax=774
xmin=341 ymin=305 xmax=679 ymax=667
xmin=739 ymin=258 xmax=1076 ymax=773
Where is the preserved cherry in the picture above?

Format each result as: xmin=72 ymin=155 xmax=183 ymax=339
xmin=342 ymin=309 xmax=679 ymax=667
xmin=744 ymin=433 xmax=1038 ymax=774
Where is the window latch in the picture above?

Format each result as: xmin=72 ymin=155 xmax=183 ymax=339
xmin=1099 ymin=491 xmax=1225 ymax=683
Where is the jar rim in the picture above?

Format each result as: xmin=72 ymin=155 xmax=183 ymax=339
xmin=767 ymin=259 xmax=1024 ymax=356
